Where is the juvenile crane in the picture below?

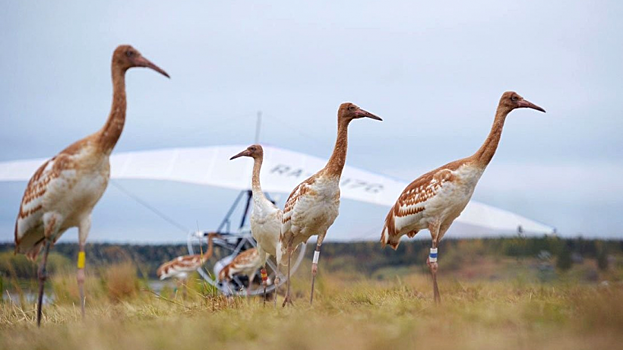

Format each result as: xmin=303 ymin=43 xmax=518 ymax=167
xmin=157 ymin=232 xmax=221 ymax=281
xmin=230 ymin=145 xmax=282 ymax=304
xmin=14 ymin=45 xmax=169 ymax=326
xmin=281 ymin=102 xmax=382 ymax=306
xmin=218 ymin=248 xmax=263 ymax=297
xmin=381 ymin=91 xmax=545 ymax=303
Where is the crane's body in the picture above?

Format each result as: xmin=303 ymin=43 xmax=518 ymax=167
xmin=158 ymin=255 xmax=201 ymax=281
xmin=218 ymin=247 xmax=262 ymax=283
xmin=381 ymin=160 xmax=485 ymax=249
xmin=157 ymin=233 xmax=220 ymax=280
xmin=15 ymin=142 xmax=109 ymax=259
xmin=381 ymin=91 xmax=546 ymax=303
xmin=250 ymin=199 xmax=281 ymax=264
xmin=158 ymin=253 xmax=209 ymax=281
xmin=280 ymin=174 xmax=341 ymax=250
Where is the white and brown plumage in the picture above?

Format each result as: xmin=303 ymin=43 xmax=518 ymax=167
xmin=218 ymin=248 xmax=263 ymax=296
xmin=157 ymin=232 xmax=220 ymax=281
xmin=230 ymin=145 xmax=282 ymax=303
xmin=381 ymin=91 xmax=545 ymax=302
xmin=280 ymin=102 xmax=382 ymax=306
xmin=14 ymin=45 xmax=169 ymax=325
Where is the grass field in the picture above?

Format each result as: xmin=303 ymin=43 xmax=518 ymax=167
xmin=2 ymin=259 xmax=623 ymax=350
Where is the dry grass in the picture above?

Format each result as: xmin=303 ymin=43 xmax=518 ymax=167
xmin=1 ymin=267 xmax=623 ymax=350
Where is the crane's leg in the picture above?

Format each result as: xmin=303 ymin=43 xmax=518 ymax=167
xmin=174 ymin=279 xmax=181 ymax=298
xmin=258 ymin=248 xmax=268 ymax=306
xmin=183 ymin=279 xmax=188 ymax=300
xmin=427 ymin=223 xmax=441 ymax=303
xmin=274 ymin=241 xmax=283 ymax=308
xmin=37 ymin=214 xmax=60 ymax=327
xmin=246 ymin=280 xmax=250 ymax=303
xmin=282 ymin=242 xmax=293 ymax=307
xmin=36 ymin=239 xmax=52 ymax=327
xmin=77 ymin=217 xmax=91 ymax=320
xmin=261 ymin=265 xmax=268 ymax=306
xmin=273 ymin=269 xmax=279 ymax=308
xmin=429 ymin=242 xmax=440 ymax=304
xmin=310 ymin=232 xmax=327 ymax=305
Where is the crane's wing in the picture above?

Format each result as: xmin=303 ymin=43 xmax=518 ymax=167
xmin=14 ymin=154 xmax=75 ymax=259
xmin=157 ymin=255 xmax=203 ymax=279
xmin=227 ymin=248 xmax=261 ymax=275
xmin=381 ymin=163 xmax=461 ymax=249
xmin=14 ymin=159 xmax=53 ymax=246
xmin=14 ymin=136 xmax=91 ymax=259
xmin=281 ymin=175 xmax=317 ymax=235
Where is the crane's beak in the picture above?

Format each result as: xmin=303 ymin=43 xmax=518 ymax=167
xmin=136 ymin=56 xmax=170 ymax=78
xmin=230 ymin=150 xmax=250 ymax=160
xmin=517 ymin=99 xmax=546 ymax=113
xmin=358 ymin=109 xmax=383 ymax=121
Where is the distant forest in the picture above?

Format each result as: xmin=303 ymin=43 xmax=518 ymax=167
xmin=1 ymin=237 xmax=622 ymax=279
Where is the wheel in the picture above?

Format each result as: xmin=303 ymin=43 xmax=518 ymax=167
xmin=187 ymin=230 xmax=307 ymax=296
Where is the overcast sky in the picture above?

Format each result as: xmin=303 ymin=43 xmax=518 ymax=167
xmin=1 ymin=1 xmax=622 ymax=243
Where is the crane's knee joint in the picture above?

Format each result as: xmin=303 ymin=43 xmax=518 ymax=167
xmin=38 ymin=272 xmax=48 ymax=282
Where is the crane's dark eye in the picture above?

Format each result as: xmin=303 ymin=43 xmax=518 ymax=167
xmin=126 ymin=50 xmax=134 ymax=58
xmin=511 ymin=95 xmax=518 ymax=102
xmin=348 ymin=106 xmax=356 ymax=111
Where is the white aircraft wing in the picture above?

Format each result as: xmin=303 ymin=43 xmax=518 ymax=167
xmin=0 ymin=145 xmax=555 ymax=237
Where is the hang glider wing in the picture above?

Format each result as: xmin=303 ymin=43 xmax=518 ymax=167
xmin=0 ymin=145 xmax=555 ymax=237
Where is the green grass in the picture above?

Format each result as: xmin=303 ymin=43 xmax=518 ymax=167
xmin=1 ymin=265 xmax=623 ymax=350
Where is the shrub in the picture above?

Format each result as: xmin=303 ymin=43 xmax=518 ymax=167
xmin=103 ymin=262 xmax=140 ymax=301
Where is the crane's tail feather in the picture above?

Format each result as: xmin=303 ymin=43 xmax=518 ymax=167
xmin=277 ymin=238 xmax=301 ymax=266
xmin=14 ymin=235 xmax=46 ymax=262
xmin=24 ymin=240 xmax=45 ymax=262
xmin=380 ymin=226 xmax=400 ymax=250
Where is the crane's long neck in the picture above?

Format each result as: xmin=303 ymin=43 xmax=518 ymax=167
xmin=472 ymin=105 xmax=511 ymax=168
xmin=202 ymin=236 xmax=216 ymax=260
xmin=251 ymin=156 xmax=267 ymax=202
xmin=324 ymin=118 xmax=350 ymax=178
xmin=97 ymin=66 xmax=127 ymax=154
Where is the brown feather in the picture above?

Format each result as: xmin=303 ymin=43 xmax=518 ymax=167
xmin=282 ymin=174 xmax=318 ymax=222
xmin=381 ymin=158 xmax=468 ymax=248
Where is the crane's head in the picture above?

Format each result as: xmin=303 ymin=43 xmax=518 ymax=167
xmin=230 ymin=144 xmax=263 ymax=160
xmin=113 ymin=45 xmax=170 ymax=78
xmin=500 ymin=91 xmax=545 ymax=113
xmin=338 ymin=102 xmax=383 ymax=122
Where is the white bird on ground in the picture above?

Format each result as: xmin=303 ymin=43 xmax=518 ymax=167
xmin=230 ymin=144 xmax=283 ymax=304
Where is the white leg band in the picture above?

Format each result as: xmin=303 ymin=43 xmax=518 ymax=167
xmin=313 ymin=251 xmax=320 ymax=264
xmin=429 ymin=248 xmax=438 ymax=263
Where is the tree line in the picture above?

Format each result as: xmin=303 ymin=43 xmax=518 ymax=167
xmin=1 ymin=236 xmax=621 ymax=279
